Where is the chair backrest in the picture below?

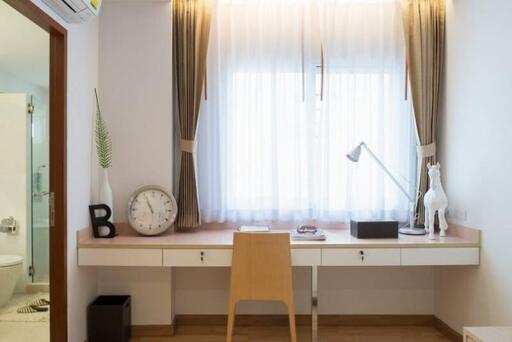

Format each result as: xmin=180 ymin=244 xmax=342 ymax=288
xmin=230 ymin=232 xmax=293 ymax=302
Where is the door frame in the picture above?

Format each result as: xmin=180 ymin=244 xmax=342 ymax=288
xmin=4 ymin=1 xmax=68 ymax=341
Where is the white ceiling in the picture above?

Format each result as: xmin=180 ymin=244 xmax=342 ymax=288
xmin=0 ymin=1 xmax=49 ymax=89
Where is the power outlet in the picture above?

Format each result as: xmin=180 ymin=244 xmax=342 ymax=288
xmin=445 ymin=207 xmax=467 ymax=222
xmin=446 ymin=207 xmax=456 ymax=219
xmin=455 ymin=209 xmax=467 ymax=222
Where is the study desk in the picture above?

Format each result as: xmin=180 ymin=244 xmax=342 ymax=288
xmin=77 ymin=223 xmax=480 ymax=341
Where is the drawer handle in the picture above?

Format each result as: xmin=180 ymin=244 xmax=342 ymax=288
xmin=359 ymin=250 xmax=365 ymax=262
xmin=200 ymin=251 xmax=204 ymax=263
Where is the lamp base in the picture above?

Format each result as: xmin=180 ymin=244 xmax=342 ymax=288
xmin=399 ymin=227 xmax=427 ymax=235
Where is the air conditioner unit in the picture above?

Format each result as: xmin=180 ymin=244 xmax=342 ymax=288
xmin=42 ymin=0 xmax=102 ymax=24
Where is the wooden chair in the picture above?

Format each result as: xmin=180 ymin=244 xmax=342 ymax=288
xmin=227 ymin=232 xmax=297 ymax=342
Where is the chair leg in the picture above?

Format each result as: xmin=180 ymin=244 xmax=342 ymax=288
xmin=226 ymin=300 xmax=236 ymax=342
xmin=287 ymin=302 xmax=297 ymax=342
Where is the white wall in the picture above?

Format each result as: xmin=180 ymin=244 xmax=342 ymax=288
xmin=97 ymin=1 xmax=174 ymax=325
xmin=436 ymin=0 xmax=512 ymax=333
xmin=97 ymin=267 xmax=173 ymax=325
xmin=176 ymin=267 xmax=434 ymax=315
xmin=97 ymin=1 xmax=173 ymax=213
xmin=98 ymin=0 xmax=435 ymax=321
xmin=30 ymin=1 xmax=100 ymax=341
xmin=65 ymin=20 xmax=100 ymax=342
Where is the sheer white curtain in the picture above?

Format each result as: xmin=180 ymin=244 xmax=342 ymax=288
xmin=316 ymin=0 xmax=416 ymax=220
xmin=197 ymin=0 xmax=416 ymax=223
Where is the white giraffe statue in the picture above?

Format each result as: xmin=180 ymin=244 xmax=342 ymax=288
xmin=423 ymin=162 xmax=448 ymax=240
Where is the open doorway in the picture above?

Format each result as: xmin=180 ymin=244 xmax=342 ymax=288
xmin=1 ymin=1 xmax=67 ymax=341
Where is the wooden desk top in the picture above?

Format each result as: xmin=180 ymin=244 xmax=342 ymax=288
xmin=77 ymin=222 xmax=480 ymax=250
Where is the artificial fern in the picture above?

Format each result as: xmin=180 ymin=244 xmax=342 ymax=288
xmin=94 ymin=88 xmax=112 ymax=169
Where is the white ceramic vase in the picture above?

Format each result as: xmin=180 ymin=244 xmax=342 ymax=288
xmin=99 ymin=168 xmax=114 ymax=222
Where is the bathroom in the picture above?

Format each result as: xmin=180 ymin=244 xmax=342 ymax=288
xmin=0 ymin=0 xmax=50 ymax=340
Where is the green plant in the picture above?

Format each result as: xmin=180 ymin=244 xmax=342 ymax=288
xmin=94 ymin=88 xmax=112 ymax=169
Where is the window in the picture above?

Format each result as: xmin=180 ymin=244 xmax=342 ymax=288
xmin=197 ymin=0 xmax=416 ymax=222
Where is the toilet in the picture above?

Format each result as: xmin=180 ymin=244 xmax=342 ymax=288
xmin=0 ymin=255 xmax=23 ymax=307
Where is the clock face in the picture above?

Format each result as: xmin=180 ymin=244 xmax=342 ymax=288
xmin=127 ymin=186 xmax=177 ymax=236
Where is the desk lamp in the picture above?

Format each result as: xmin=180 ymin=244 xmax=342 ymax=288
xmin=346 ymin=142 xmax=426 ymax=235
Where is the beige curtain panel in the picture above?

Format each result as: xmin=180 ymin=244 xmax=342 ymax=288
xmin=401 ymin=0 xmax=445 ymax=225
xmin=172 ymin=0 xmax=212 ymax=228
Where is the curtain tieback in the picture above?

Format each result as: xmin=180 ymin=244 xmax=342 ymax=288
xmin=180 ymin=139 xmax=197 ymax=154
xmin=416 ymin=142 xmax=436 ymax=159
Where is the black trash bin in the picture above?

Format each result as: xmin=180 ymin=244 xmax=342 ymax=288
xmin=87 ymin=295 xmax=131 ymax=342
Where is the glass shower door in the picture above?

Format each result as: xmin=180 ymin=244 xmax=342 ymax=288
xmin=30 ymin=95 xmax=50 ymax=283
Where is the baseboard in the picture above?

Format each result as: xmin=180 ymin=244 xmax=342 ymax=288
xmin=133 ymin=315 xmax=461 ymax=341
xmin=321 ymin=314 xmax=434 ymax=326
xmin=175 ymin=314 xmax=433 ymax=327
xmin=131 ymin=324 xmax=175 ymax=337
xmin=433 ymin=316 xmax=463 ymax=342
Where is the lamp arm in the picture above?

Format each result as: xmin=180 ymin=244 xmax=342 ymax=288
xmin=360 ymin=143 xmax=415 ymax=202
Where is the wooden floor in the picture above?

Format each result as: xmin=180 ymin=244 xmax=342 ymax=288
xmin=132 ymin=325 xmax=451 ymax=341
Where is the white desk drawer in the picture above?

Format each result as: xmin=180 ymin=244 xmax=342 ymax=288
xmin=78 ymin=248 xmax=162 ymax=266
xmin=291 ymin=249 xmax=321 ymax=266
xmin=163 ymin=249 xmax=319 ymax=267
xmin=163 ymin=249 xmax=232 ymax=267
xmin=322 ymin=248 xmax=401 ymax=266
xmin=401 ymin=247 xmax=480 ymax=266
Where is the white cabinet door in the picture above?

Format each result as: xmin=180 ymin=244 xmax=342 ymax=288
xmin=401 ymin=248 xmax=480 ymax=266
xmin=78 ymin=248 xmax=163 ymax=266
xmin=163 ymin=249 xmax=232 ymax=267
xmin=322 ymin=248 xmax=401 ymax=266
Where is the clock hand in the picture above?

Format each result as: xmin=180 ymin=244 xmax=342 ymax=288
xmin=144 ymin=195 xmax=154 ymax=214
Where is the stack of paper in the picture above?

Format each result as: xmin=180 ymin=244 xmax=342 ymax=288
xmin=238 ymin=225 xmax=270 ymax=232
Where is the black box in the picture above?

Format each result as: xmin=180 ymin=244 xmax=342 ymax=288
xmin=87 ymin=295 xmax=131 ymax=342
xmin=350 ymin=220 xmax=398 ymax=239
